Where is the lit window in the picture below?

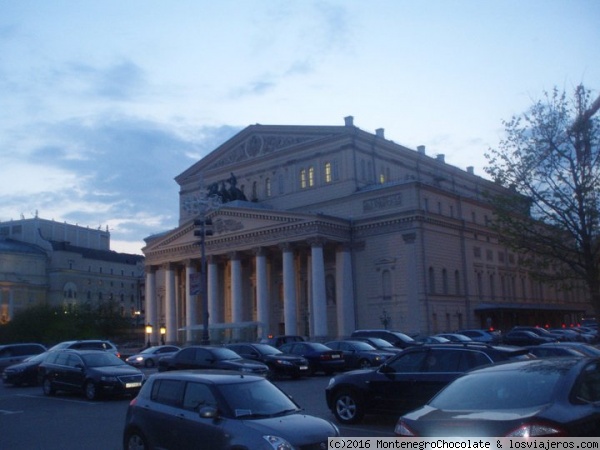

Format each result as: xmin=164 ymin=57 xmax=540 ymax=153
xmin=308 ymin=166 xmax=314 ymax=187
xmin=265 ymin=178 xmax=271 ymax=197
xmin=325 ymin=162 xmax=332 ymax=183
xmin=300 ymin=169 xmax=307 ymax=189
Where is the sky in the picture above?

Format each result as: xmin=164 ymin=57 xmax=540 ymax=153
xmin=1 ymin=1 xmax=598 ymax=255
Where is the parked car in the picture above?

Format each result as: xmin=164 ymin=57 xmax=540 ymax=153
xmin=48 ymin=339 xmax=120 ymax=358
xmin=122 ymin=370 xmax=339 ymax=450
xmin=0 ymin=343 xmax=47 ymax=372
xmin=456 ymin=329 xmax=502 ymax=344
xmin=351 ymin=329 xmax=417 ymax=349
xmin=535 ymin=342 xmax=600 ymax=357
xmin=39 ymin=349 xmax=145 ymax=400
xmin=503 ymin=330 xmax=557 ymax=346
xmin=351 ymin=336 xmax=404 ymax=354
xmin=395 ymin=357 xmax=600 ymax=437
xmin=548 ymin=328 xmax=582 ymax=342
xmin=258 ymin=334 xmax=305 ymax=348
xmin=416 ymin=336 xmax=451 ymax=344
xmin=325 ymin=340 xmax=394 ymax=369
xmin=125 ymin=345 xmax=181 ymax=368
xmin=434 ymin=333 xmax=473 ymax=342
xmin=225 ymin=342 xmax=309 ymax=379
xmin=157 ymin=345 xmax=269 ymax=377
xmin=2 ymin=351 xmax=55 ymax=386
xmin=511 ymin=325 xmax=558 ymax=341
xmin=278 ymin=341 xmax=345 ymax=375
xmin=525 ymin=345 xmax=586 ymax=358
xmin=325 ymin=342 xmax=533 ymax=424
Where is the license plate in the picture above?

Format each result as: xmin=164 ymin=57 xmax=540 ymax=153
xmin=331 ymin=354 xmax=340 ymax=359
xmin=125 ymin=382 xmax=142 ymax=388
xmin=299 ymin=366 xmax=308 ymax=370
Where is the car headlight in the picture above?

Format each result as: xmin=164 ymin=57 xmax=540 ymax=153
xmin=135 ymin=356 xmax=144 ymax=362
xmin=275 ymin=359 xmax=293 ymax=366
xmin=263 ymin=435 xmax=293 ymax=450
xmin=328 ymin=377 xmax=337 ymax=387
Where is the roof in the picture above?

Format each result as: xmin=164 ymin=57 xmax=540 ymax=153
xmin=49 ymin=240 xmax=144 ymax=264
xmin=0 ymin=238 xmax=47 ymax=256
xmin=151 ymin=369 xmax=264 ymax=384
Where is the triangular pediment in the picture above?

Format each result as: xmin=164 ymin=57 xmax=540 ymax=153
xmin=176 ymin=124 xmax=349 ymax=185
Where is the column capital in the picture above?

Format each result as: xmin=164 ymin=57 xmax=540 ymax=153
xmin=279 ymin=242 xmax=294 ymax=252
xmin=253 ymin=247 xmax=268 ymax=257
xmin=162 ymin=262 xmax=176 ymax=270
xmin=308 ymin=237 xmax=326 ymax=248
xmin=145 ymin=265 xmax=157 ymax=275
xmin=228 ymin=251 xmax=241 ymax=261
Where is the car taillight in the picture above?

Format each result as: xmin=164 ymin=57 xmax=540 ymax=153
xmin=129 ymin=397 xmax=138 ymax=407
xmin=320 ymin=354 xmax=332 ymax=360
xmin=505 ymin=423 xmax=567 ymax=437
xmin=394 ymin=420 xmax=417 ymax=436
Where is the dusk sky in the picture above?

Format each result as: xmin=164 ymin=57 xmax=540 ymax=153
xmin=1 ymin=1 xmax=598 ymax=254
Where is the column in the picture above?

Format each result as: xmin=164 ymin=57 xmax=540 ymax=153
xmin=254 ymin=247 xmax=269 ymax=338
xmin=311 ymin=239 xmax=328 ymax=339
xmin=281 ymin=243 xmax=298 ymax=335
xmin=336 ymin=244 xmax=356 ymax=337
xmin=185 ymin=261 xmax=197 ymax=345
xmin=230 ymin=252 xmax=243 ymax=324
xmin=145 ymin=267 xmax=158 ymax=346
xmin=164 ymin=263 xmax=177 ymax=345
xmin=208 ymin=256 xmax=221 ymax=324
xmin=404 ymin=233 xmax=420 ymax=335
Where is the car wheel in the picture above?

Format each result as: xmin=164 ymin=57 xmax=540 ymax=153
xmin=358 ymin=359 xmax=371 ymax=369
xmin=144 ymin=359 xmax=155 ymax=368
xmin=124 ymin=429 xmax=148 ymax=450
xmin=333 ymin=390 xmax=364 ymax=424
xmin=84 ymin=381 xmax=98 ymax=400
xmin=42 ymin=378 xmax=55 ymax=396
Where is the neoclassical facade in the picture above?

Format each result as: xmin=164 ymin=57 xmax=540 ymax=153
xmin=0 ymin=217 xmax=144 ymax=323
xmin=142 ymin=117 xmax=591 ymax=345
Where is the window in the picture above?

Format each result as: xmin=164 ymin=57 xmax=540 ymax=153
xmin=300 ymin=169 xmax=307 ymax=189
xmin=454 ymin=270 xmax=461 ymax=295
xmin=382 ymin=270 xmax=392 ymax=301
xmin=183 ymin=382 xmax=216 ymax=411
xmin=308 ymin=166 xmax=314 ymax=187
xmin=265 ymin=178 xmax=271 ymax=197
xmin=428 ymin=267 xmax=435 ymax=294
xmin=152 ymin=379 xmax=185 ymax=407
xmin=442 ymin=269 xmax=448 ymax=294
xmin=325 ymin=162 xmax=332 ymax=183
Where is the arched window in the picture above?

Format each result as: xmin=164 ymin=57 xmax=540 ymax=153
xmin=265 ymin=178 xmax=271 ymax=197
xmin=442 ymin=269 xmax=448 ymax=294
xmin=308 ymin=166 xmax=315 ymax=187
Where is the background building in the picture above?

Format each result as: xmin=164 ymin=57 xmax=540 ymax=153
xmin=142 ymin=117 xmax=591 ymax=345
xmin=0 ymin=216 xmax=145 ymax=323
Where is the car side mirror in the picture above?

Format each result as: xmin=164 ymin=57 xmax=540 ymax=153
xmin=198 ymin=406 xmax=218 ymax=419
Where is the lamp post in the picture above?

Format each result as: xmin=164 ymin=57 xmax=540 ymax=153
xmin=160 ymin=325 xmax=166 ymax=345
xmin=145 ymin=323 xmax=153 ymax=348
xmin=380 ymin=309 xmax=391 ymax=330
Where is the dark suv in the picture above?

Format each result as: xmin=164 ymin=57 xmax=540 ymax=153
xmin=325 ymin=342 xmax=534 ymax=424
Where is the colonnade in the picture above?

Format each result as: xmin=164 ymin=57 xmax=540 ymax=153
xmin=144 ymin=241 xmax=356 ymax=345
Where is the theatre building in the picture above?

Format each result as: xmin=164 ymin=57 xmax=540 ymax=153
xmin=142 ymin=116 xmax=591 ymax=345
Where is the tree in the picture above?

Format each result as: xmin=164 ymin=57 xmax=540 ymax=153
xmin=484 ymin=85 xmax=600 ymax=318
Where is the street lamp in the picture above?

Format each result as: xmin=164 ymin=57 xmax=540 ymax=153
xmin=145 ymin=323 xmax=153 ymax=348
xmin=160 ymin=325 xmax=166 ymax=345
xmin=380 ymin=309 xmax=391 ymax=330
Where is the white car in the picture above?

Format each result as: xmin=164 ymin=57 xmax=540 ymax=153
xmin=125 ymin=345 xmax=181 ymax=368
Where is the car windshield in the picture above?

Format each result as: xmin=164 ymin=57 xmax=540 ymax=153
xmin=211 ymin=347 xmax=243 ymax=361
xmin=351 ymin=341 xmax=377 ymax=351
xmin=368 ymin=338 xmax=395 ymax=348
xmin=217 ymin=379 xmax=299 ymax=418
xmin=254 ymin=344 xmax=281 ymax=355
xmin=81 ymin=352 xmax=126 ymax=367
xmin=140 ymin=347 xmax=160 ymax=355
xmin=430 ymin=369 xmax=562 ymax=410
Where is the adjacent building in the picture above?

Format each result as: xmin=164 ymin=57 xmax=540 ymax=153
xmin=142 ymin=117 xmax=591 ymax=345
xmin=0 ymin=216 xmax=145 ymax=323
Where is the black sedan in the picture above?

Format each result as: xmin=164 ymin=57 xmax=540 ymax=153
xmin=325 ymin=340 xmax=393 ymax=369
xmin=395 ymin=357 xmax=600 ymax=437
xmin=225 ymin=343 xmax=309 ymax=379
xmin=2 ymin=351 xmax=54 ymax=386
xmin=123 ymin=370 xmax=339 ymax=450
xmin=502 ymin=330 xmax=557 ymax=346
xmin=278 ymin=342 xmax=345 ymax=375
xmin=157 ymin=346 xmax=269 ymax=377
xmin=39 ymin=349 xmax=145 ymax=400
xmin=325 ymin=343 xmax=533 ymax=424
